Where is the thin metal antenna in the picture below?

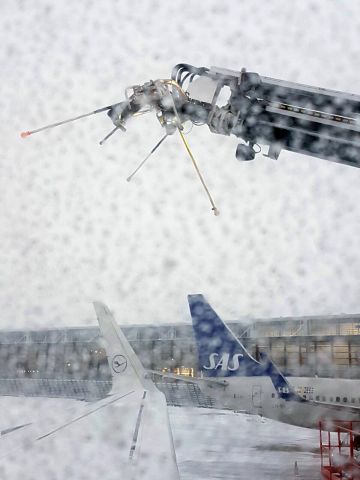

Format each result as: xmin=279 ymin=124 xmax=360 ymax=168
xmin=99 ymin=126 xmax=122 ymax=145
xmin=178 ymin=128 xmax=219 ymax=216
xmin=126 ymin=134 xmax=169 ymax=182
xmin=20 ymin=105 xmax=114 ymax=138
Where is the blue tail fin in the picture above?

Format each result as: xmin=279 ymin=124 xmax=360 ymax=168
xmin=188 ymin=294 xmax=265 ymax=377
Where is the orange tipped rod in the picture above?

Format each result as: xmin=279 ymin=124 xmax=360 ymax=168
xmin=20 ymin=104 xmax=115 ymax=138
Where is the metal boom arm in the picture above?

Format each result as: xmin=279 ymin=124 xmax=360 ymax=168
xmin=171 ymin=64 xmax=360 ymax=167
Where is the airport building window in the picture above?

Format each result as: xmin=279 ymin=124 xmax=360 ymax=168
xmin=284 ymin=344 xmax=300 ymax=373
xmin=340 ymin=321 xmax=360 ymax=336
xmin=309 ymin=320 xmax=337 ymax=336
xmin=350 ymin=345 xmax=360 ymax=366
xmin=172 ymin=366 xmax=194 ymax=377
xmin=336 ymin=396 xmax=340 ymax=402
xmin=316 ymin=395 xmax=320 ymax=401
xmin=269 ymin=340 xmax=286 ymax=366
xmin=333 ymin=344 xmax=349 ymax=366
xmin=343 ymin=397 xmax=348 ymax=402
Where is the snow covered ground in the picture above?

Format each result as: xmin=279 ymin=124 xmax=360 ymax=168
xmin=171 ymin=407 xmax=320 ymax=480
xmin=0 ymin=397 xmax=320 ymax=479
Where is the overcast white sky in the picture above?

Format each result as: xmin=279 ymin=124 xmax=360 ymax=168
xmin=1 ymin=0 xmax=360 ymax=329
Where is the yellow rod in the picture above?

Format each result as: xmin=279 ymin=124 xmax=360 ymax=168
xmin=178 ymin=128 xmax=219 ymax=216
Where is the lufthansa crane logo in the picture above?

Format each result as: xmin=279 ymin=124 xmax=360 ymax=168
xmin=111 ymin=354 xmax=127 ymax=373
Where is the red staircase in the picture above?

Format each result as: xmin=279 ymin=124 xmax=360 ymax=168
xmin=320 ymin=421 xmax=360 ymax=479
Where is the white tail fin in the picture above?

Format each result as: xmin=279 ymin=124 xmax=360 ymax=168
xmin=93 ymin=302 xmax=180 ymax=479
xmin=93 ymin=302 xmax=155 ymax=394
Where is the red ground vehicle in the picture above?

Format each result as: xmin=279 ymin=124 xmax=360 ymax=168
xmin=320 ymin=421 xmax=360 ymax=479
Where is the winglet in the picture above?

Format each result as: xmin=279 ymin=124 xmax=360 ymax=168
xmin=93 ymin=302 xmax=155 ymax=394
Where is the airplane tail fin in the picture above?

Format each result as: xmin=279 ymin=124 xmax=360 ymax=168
xmin=94 ymin=302 xmax=180 ymax=478
xmin=93 ymin=302 xmax=155 ymax=394
xmin=188 ymin=294 xmax=264 ymax=377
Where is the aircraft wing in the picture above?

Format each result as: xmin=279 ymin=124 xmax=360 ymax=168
xmin=0 ymin=302 xmax=180 ymax=480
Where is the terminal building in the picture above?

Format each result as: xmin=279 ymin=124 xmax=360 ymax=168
xmin=0 ymin=312 xmax=360 ymax=404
